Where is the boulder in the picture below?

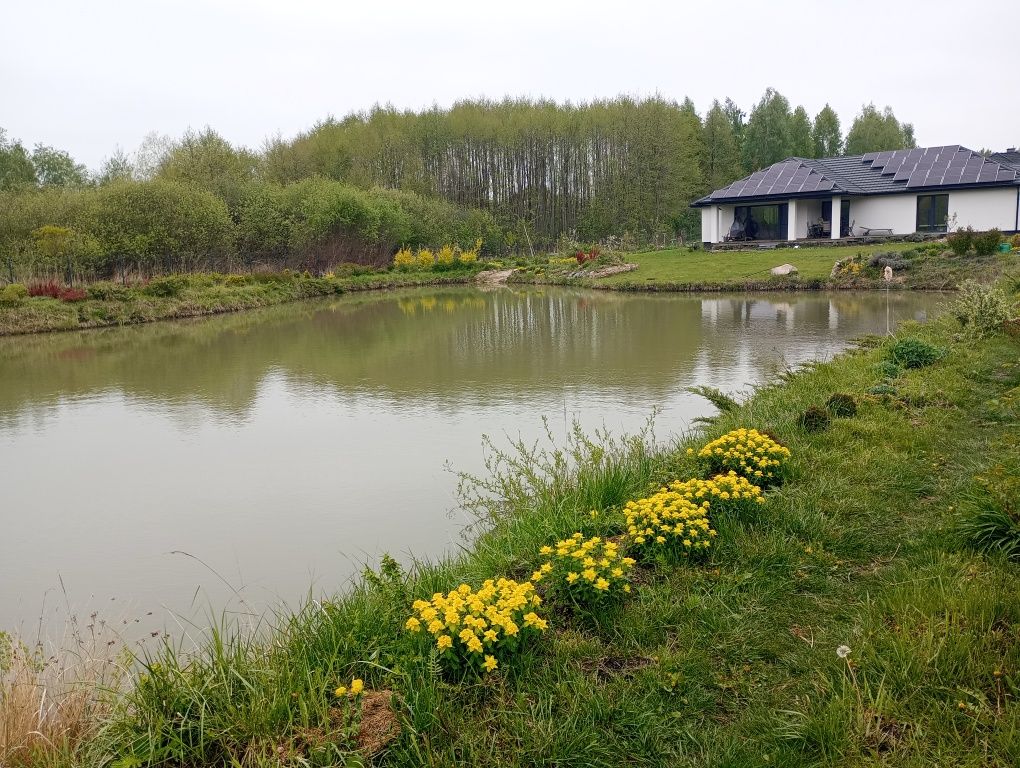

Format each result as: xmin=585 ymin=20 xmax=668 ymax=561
xmin=770 ymin=263 xmax=798 ymax=276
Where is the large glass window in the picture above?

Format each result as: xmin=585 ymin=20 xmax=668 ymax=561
xmin=733 ymin=204 xmax=788 ymax=240
xmin=916 ymin=194 xmax=948 ymax=233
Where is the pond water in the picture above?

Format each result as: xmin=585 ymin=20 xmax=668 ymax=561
xmin=0 ymin=287 xmax=942 ymax=640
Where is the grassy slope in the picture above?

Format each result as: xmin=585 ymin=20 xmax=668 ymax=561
xmin=16 ymin=308 xmax=1014 ymax=767
xmin=524 ymin=244 xmax=1018 ymax=292
xmin=0 ymin=271 xmax=477 ymax=336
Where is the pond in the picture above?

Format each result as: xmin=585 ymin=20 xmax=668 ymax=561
xmin=0 ymin=287 xmax=942 ymax=639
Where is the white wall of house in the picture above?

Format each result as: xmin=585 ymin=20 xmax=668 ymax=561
xmin=846 ymin=195 xmax=917 ymax=236
xmin=949 ymin=188 xmax=1019 ymax=232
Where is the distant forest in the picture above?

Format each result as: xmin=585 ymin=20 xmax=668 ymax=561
xmin=1 ymin=90 xmax=919 ymax=278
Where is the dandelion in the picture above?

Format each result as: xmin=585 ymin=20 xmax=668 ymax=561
xmin=836 ymin=645 xmax=851 ymax=659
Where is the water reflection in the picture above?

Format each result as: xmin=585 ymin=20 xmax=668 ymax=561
xmin=0 ymin=287 xmax=941 ymax=635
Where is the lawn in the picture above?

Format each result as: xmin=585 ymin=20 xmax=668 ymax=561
xmin=600 ymin=242 xmax=918 ymax=286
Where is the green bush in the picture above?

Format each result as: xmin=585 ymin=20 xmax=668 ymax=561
xmin=0 ymin=283 xmax=29 ymax=304
xmin=950 ymin=280 xmax=1017 ymax=338
xmin=142 ymin=275 xmax=190 ymax=298
xmin=887 ymin=338 xmax=945 ymax=369
xmin=972 ymin=229 xmax=1002 ymax=257
xmin=947 ymin=227 xmax=974 ymax=256
xmin=1011 ymin=233 xmax=1020 ymax=250
xmin=86 ymin=281 xmax=133 ymax=301
xmin=959 ymin=473 xmax=1020 ymax=560
xmin=825 ymin=393 xmax=858 ymax=418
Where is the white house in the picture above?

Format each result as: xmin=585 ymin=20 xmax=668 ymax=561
xmin=693 ymin=146 xmax=1020 ymax=245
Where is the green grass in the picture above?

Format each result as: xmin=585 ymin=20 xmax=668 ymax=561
xmin=521 ymin=243 xmax=1019 ymax=292
xmin=0 ymin=268 xmax=479 ymax=336
xmin=6 ymin=292 xmax=1018 ymax=767
xmin=602 ymin=243 xmax=916 ymax=285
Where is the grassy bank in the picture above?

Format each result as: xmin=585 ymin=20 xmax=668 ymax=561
xmin=0 ymin=268 xmax=481 ymax=336
xmin=3 ymin=284 xmax=1018 ymax=767
xmin=510 ymin=242 xmax=1020 ymax=292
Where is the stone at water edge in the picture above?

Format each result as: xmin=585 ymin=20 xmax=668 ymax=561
xmin=770 ymin=264 xmax=798 ymax=276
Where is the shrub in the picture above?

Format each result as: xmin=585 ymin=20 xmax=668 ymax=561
xmin=28 ymin=280 xmax=64 ymax=299
xmin=416 ymin=248 xmax=435 ymax=269
xmin=826 ymin=393 xmax=858 ymax=418
xmin=1011 ymin=233 xmax=1020 ymax=250
xmin=799 ymin=405 xmax=831 ymax=433
xmin=575 ymin=247 xmax=599 ymax=265
xmin=532 ymin=534 xmax=635 ymax=606
xmin=435 ymin=244 xmax=456 ymax=267
xmin=0 ymin=283 xmax=29 ymax=304
xmin=143 ymin=275 xmax=190 ymax=298
xmin=950 ymin=280 xmax=1017 ymax=338
xmin=86 ymin=281 xmax=132 ymax=301
xmin=947 ymin=226 xmax=974 ymax=256
xmin=972 ymin=229 xmax=1002 ymax=257
xmin=405 ymin=579 xmax=547 ymax=677
xmin=886 ymin=338 xmax=945 ymax=369
xmin=458 ymin=241 xmax=480 ymax=265
xmin=695 ymin=428 xmax=791 ymax=486
xmin=867 ymin=252 xmax=909 ymax=271
xmin=668 ymin=472 xmax=765 ymax=516
xmin=57 ymin=287 xmax=87 ymax=302
xmin=392 ymin=248 xmax=415 ymax=270
xmin=624 ymin=488 xmax=716 ymax=559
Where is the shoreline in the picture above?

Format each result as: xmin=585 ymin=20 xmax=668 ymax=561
xmin=4 ymin=290 xmax=1018 ymax=765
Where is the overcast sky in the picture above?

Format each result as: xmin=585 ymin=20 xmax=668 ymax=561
xmin=3 ymin=0 xmax=1017 ymax=170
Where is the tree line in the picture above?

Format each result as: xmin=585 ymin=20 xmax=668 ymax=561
xmin=1 ymin=90 xmax=919 ymax=280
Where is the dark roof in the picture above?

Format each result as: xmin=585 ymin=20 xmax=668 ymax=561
xmin=693 ymin=146 xmax=1020 ymax=207
xmin=991 ymin=150 xmax=1020 ymax=172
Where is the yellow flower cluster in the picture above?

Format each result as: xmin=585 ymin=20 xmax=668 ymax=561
xmin=624 ymin=489 xmax=716 ymax=555
xmin=533 ymin=533 xmax=635 ymax=603
xmin=406 ymin=578 xmax=547 ymax=673
xmin=334 ymin=677 xmax=364 ymax=698
xmin=695 ymin=428 xmax=790 ymax=485
xmin=668 ymin=471 xmax=766 ymax=514
xmin=416 ymin=248 xmax=435 ymax=269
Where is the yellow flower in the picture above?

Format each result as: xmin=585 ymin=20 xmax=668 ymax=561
xmin=437 ymin=635 xmax=453 ymax=650
xmin=566 ymin=571 xmax=579 ymax=584
xmin=350 ymin=678 xmax=364 ymax=696
xmin=594 ymin=578 xmax=610 ymax=591
xmin=483 ymin=655 xmax=498 ymax=672
xmin=405 ymin=617 xmax=421 ymax=632
xmin=334 ymin=685 xmax=347 ymax=697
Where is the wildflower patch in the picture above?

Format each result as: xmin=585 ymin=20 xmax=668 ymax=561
xmin=624 ymin=488 xmax=716 ymax=559
xmin=533 ymin=533 xmax=635 ymax=606
xmin=406 ymin=578 xmax=547 ymax=675
xmin=668 ymin=471 xmax=766 ymax=516
xmin=695 ymin=428 xmax=790 ymax=486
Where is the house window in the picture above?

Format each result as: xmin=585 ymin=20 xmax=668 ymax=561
xmin=916 ymin=194 xmax=948 ymax=233
xmin=733 ymin=204 xmax=788 ymax=240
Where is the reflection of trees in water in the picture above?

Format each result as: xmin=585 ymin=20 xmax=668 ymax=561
xmin=0 ymin=290 xmax=943 ymax=428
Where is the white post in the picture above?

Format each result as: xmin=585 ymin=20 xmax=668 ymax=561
xmin=710 ymin=205 xmax=720 ymax=243
xmin=831 ymin=196 xmax=842 ymax=240
xmin=787 ymin=200 xmax=798 ymax=241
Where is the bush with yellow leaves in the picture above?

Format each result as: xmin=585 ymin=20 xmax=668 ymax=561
xmin=532 ymin=533 xmax=635 ymax=606
xmin=668 ymin=471 xmax=766 ymax=516
xmin=416 ymin=248 xmax=435 ymax=269
xmin=393 ymin=247 xmax=415 ymax=270
xmin=694 ymin=428 xmax=790 ymax=486
xmin=405 ymin=578 xmax=547 ymax=675
xmin=436 ymin=244 xmax=456 ymax=267
xmin=623 ymin=488 xmax=717 ymax=559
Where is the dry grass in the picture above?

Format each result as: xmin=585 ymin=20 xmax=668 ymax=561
xmin=1 ymin=618 xmax=129 ymax=767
